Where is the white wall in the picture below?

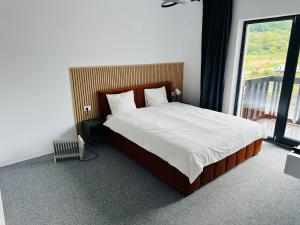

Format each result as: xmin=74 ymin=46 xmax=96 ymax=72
xmin=0 ymin=0 xmax=202 ymax=166
xmin=0 ymin=191 xmax=5 ymax=225
xmin=3 ymin=0 xmax=299 ymax=167
xmin=223 ymin=0 xmax=300 ymax=114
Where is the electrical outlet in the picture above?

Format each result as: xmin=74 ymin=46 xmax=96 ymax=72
xmin=84 ymin=105 xmax=91 ymax=112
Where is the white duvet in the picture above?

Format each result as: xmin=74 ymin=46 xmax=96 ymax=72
xmin=104 ymin=102 xmax=265 ymax=183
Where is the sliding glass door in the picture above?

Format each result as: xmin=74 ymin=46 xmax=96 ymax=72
xmin=284 ymin=55 xmax=300 ymax=140
xmin=235 ymin=15 xmax=300 ymax=147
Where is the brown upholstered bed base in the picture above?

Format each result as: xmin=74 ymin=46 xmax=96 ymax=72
xmin=98 ymin=82 xmax=263 ymax=195
xmin=110 ymin=131 xmax=262 ymax=195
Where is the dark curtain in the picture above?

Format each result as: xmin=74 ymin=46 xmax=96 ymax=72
xmin=200 ymin=0 xmax=233 ymax=111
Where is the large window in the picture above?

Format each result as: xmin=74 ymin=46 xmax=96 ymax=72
xmin=235 ymin=15 xmax=300 ymax=147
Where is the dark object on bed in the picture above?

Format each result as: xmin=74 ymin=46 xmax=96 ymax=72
xmin=98 ymin=81 xmax=262 ymax=195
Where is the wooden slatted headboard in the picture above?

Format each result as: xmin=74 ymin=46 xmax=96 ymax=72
xmin=69 ymin=62 xmax=184 ymax=133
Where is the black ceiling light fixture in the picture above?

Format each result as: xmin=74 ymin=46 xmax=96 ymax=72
xmin=161 ymin=0 xmax=200 ymax=8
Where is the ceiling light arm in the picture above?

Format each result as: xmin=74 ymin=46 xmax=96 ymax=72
xmin=161 ymin=0 xmax=200 ymax=8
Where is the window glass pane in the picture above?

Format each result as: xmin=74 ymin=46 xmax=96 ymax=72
xmin=284 ymin=52 xmax=300 ymax=140
xmin=238 ymin=20 xmax=293 ymax=138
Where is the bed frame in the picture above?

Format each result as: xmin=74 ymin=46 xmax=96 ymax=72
xmin=98 ymin=81 xmax=262 ymax=195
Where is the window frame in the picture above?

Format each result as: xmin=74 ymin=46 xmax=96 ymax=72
xmin=234 ymin=14 xmax=300 ymax=147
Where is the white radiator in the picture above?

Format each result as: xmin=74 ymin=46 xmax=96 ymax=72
xmin=53 ymin=135 xmax=85 ymax=162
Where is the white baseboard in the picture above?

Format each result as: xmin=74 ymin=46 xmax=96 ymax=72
xmin=0 ymin=150 xmax=52 ymax=168
xmin=0 ymin=191 xmax=5 ymax=225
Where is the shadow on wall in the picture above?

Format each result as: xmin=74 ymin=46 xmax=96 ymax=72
xmin=58 ymin=126 xmax=77 ymax=140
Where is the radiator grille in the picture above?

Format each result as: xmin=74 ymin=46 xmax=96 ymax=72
xmin=53 ymin=135 xmax=85 ymax=162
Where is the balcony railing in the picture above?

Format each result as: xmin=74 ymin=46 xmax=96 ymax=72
xmin=241 ymin=75 xmax=300 ymax=123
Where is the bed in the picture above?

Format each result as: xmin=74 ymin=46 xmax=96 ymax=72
xmin=98 ymin=81 xmax=264 ymax=195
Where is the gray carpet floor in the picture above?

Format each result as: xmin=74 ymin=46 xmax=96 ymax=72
xmin=0 ymin=141 xmax=299 ymax=225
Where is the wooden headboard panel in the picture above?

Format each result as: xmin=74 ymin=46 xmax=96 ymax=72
xmin=69 ymin=62 xmax=183 ymax=133
xmin=98 ymin=81 xmax=171 ymax=119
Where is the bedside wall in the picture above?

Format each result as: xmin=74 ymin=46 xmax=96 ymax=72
xmin=0 ymin=0 xmax=202 ymax=166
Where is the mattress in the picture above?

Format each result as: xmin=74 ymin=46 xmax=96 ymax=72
xmin=104 ymin=102 xmax=265 ymax=183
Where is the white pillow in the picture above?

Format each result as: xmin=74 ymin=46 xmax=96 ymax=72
xmin=106 ymin=90 xmax=137 ymax=115
xmin=144 ymin=86 xmax=168 ymax=107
